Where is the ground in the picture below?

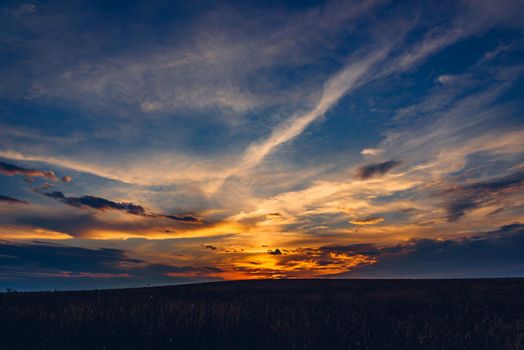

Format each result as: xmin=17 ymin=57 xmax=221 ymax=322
xmin=1 ymin=279 xmax=523 ymax=349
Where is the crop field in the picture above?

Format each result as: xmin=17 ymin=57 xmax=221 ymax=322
xmin=1 ymin=279 xmax=523 ymax=349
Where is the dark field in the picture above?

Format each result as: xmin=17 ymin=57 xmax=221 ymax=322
xmin=1 ymin=279 xmax=524 ymax=350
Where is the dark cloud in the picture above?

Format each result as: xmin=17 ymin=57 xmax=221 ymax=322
xmin=357 ymin=160 xmax=401 ymax=179
xmin=158 ymin=214 xmax=200 ymax=223
xmin=203 ymin=245 xmax=217 ymax=250
xmin=349 ymin=216 xmax=384 ymax=225
xmin=9 ymin=210 xmax=100 ymax=237
xmin=267 ymin=248 xmax=282 ymax=255
xmin=319 ymin=243 xmax=381 ymax=256
xmin=43 ymin=191 xmax=147 ymax=215
xmin=446 ymin=170 xmax=524 ymax=221
xmin=0 ymin=241 xmax=139 ymax=273
xmin=338 ymin=223 xmax=524 ymax=278
xmin=0 ymin=194 xmax=28 ymax=205
xmin=0 ymin=241 xmax=221 ymax=290
xmin=0 ymin=161 xmax=57 ymax=181
xmin=42 ymin=191 xmax=200 ymax=223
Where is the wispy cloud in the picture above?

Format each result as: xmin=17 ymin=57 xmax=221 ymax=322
xmin=445 ymin=169 xmax=524 ymax=221
xmin=0 ymin=0 xmax=385 ymax=117
xmin=236 ymin=49 xmax=390 ymax=174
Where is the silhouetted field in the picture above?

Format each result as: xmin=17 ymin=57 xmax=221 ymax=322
xmin=1 ymin=279 xmax=524 ymax=349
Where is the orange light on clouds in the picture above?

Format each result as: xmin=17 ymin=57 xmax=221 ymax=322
xmin=0 ymin=226 xmax=72 ymax=240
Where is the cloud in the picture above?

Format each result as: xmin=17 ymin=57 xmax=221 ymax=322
xmin=247 ymin=223 xmax=524 ymax=279
xmin=0 ymin=161 xmax=57 ymax=181
xmin=17 ymin=4 xmax=37 ymax=14
xmin=0 ymin=241 xmax=221 ymax=290
xmin=0 ymin=241 xmax=140 ymax=274
xmin=340 ymin=223 xmax=524 ymax=278
xmin=267 ymin=248 xmax=282 ymax=255
xmin=236 ymin=223 xmax=524 ymax=279
xmin=349 ymin=216 xmax=384 ymax=225
xmin=0 ymin=0 xmax=523 ymax=286
xmin=0 ymin=150 xmax=225 ymax=187
xmin=0 ymin=195 xmax=28 ymax=205
xmin=361 ymin=148 xmax=382 ymax=156
xmin=43 ymin=191 xmax=147 ymax=215
xmin=436 ymin=74 xmax=459 ymax=85
xmin=264 ymin=244 xmax=378 ymax=276
xmin=235 ymin=48 xmax=389 ymax=177
xmin=356 ymin=160 xmax=401 ymax=179
xmin=319 ymin=243 xmax=381 ymax=256
xmin=1 ymin=0 xmax=516 ymax=193
xmin=158 ymin=214 xmax=201 ymax=223
xmin=445 ymin=169 xmax=524 ymax=221
xmin=42 ymin=191 xmax=200 ymax=223
xmin=0 ymin=0 xmax=386 ymax=118
xmin=61 ymin=175 xmax=72 ymax=183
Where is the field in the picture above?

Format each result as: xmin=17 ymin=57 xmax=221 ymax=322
xmin=1 ymin=279 xmax=523 ymax=349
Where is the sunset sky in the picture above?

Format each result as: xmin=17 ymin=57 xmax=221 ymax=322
xmin=1 ymin=0 xmax=523 ymax=290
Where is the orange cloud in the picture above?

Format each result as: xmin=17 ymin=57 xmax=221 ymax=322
xmin=350 ymin=217 xmax=385 ymax=225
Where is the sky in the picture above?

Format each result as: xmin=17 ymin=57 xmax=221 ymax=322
xmin=0 ymin=0 xmax=523 ymax=290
